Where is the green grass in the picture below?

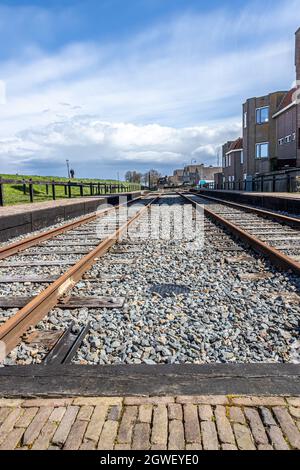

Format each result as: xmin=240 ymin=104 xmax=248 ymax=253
xmin=0 ymin=174 xmax=140 ymax=206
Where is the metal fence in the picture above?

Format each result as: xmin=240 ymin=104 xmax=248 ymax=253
xmin=0 ymin=178 xmax=141 ymax=206
xmin=209 ymin=168 xmax=300 ymax=193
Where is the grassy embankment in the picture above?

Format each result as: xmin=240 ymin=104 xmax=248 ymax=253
xmin=0 ymin=174 xmax=139 ymax=206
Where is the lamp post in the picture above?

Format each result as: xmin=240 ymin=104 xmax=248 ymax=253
xmin=66 ymin=159 xmax=70 ymax=179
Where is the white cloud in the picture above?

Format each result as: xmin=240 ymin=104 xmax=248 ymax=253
xmin=0 ymin=80 xmax=6 ymax=104
xmin=0 ymin=0 xmax=299 ymax=176
xmin=0 ymin=118 xmax=241 ymax=175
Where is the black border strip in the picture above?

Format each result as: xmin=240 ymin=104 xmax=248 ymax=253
xmin=0 ymin=364 xmax=300 ymax=397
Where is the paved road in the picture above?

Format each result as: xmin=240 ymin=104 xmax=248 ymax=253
xmin=0 ymin=395 xmax=300 ymax=450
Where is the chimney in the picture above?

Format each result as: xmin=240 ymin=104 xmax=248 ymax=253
xmin=296 ymin=28 xmax=300 ymax=81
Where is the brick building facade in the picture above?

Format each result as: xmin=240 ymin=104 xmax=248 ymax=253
xmin=218 ymin=27 xmax=300 ymax=190
xmin=183 ymin=164 xmax=222 ymax=185
xmin=222 ymin=138 xmax=244 ymax=188
xmin=273 ymin=88 xmax=298 ymax=169
xmin=243 ymin=91 xmax=287 ymax=175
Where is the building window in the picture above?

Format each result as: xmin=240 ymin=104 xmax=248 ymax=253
xmin=243 ymin=173 xmax=247 ymax=181
xmin=292 ymin=132 xmax=296 ymax=141
xmin=256 ymin=142 xmax=269 ymax=159
xmin=256 ymin=106 xmax=269 ymax=124
xmin=278 ymin=138 xmax=284 ymax=146
xmin=240 ymin=151 xmax=244 ymax=164
xmin=225 ymin=154 xmax=231 ymax=167
xmin=243 ymin=112 xmax=247 ymax=128
xmin=285 ymin=135 xmax=292 ymax=143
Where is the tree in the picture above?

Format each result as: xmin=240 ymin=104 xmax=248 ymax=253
xmin=125 ymin=171 xmax=142 ymax=183
xmin=143 ymin=169 xmax=162 ymax=188
xmin=125 ymin=171 xmax=133 ymax=182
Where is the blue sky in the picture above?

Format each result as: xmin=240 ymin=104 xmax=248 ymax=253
xmin=0 ymin=0 xmax=299 ymax=178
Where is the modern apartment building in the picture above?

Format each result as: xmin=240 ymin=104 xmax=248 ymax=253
xmin=272 ymin=28 xmax=300 ymax=169
xmin=242 ymin=91 xmax=287 ymax=176
xmin=217 ymin=27 xmax=300 ymax=191
xmin=222 ymin=138 xmax=244 ymax=188
xmin=296 ymin=27 xmax=300 ymax=82
xmin=273 ymin=88 xmax=299 ymax=169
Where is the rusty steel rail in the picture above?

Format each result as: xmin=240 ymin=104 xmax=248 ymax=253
xmin=189 ymin=191 xmax=300 ymax=228
xmin=0 ymin=195 xmax=143 ymax=261
xmin=180 ymin=192 xmax=300 ymax=276
xmin=0 ymin=197 xmax=158 ymax=354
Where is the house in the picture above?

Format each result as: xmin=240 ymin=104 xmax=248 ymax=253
xmin=168 ymin=169 xmax=184 ymax=187
xmin=222 ymin=138 xmax=244 ymax=189
xmin=272 ymin=29 xmax=300 ymax=170
xmin=183 ymin=164 xmax=222 ymax=185
xmin=173 ymin=169 xmax=184 ymax=185
xmin=273 ymin=87 xmax=299 ymax=169
xmin=217 ymin=27 xmax=300 ymax=192
xmin=242 ymin=91 xmax=287 ymax=176
xmin=296 ymin=27 xmax=300 ymax=82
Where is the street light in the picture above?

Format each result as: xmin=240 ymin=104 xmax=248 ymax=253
xmin=66 ymin=159 xmax=70 ymax=179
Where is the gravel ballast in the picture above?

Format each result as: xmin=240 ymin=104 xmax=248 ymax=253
xmin=2 ymin=195 xmax=300 ymax=366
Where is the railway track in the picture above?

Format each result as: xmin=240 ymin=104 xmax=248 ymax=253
xmin=180 ymin=192 xmax=300 ymax=275
xmin=1 ymin=193 xmax=300 ymax=371
xmin=0 ymin=195 xmax=158 ymax=361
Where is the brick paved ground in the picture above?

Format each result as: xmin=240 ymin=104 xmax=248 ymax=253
xmin=0 ymin=396 xmax=300 ymax=450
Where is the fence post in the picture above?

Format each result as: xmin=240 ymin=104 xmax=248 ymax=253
xmin=52 ymin=182 xmax=56 ymax=200
xmin=80 ymin=183 xmax=83 ymax=197
xmin=29 ymin=180 xmax=34 ymax=203
xmin=64 ymin=185 xmax=68 ymax=196
xmin=46 ymin=184 xmax=49 ymax=195
xmin=0 ymin=179 xmax=4 ymax=206
xmin=68 ymin=181 xmax=72 ymax=198
xmin=90 ymin=183 xmax=93 ymax=196
xmin=23 ymin=181 xmax=27 ymax=195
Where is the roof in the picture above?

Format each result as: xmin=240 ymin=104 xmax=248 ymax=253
xmin=243 ymin=90 xmax=287 ymax=105
xmin=185 ymin=165 xmax=204 ymax=174
xmin=228 ymin=138 xmax=243 ymax=152
xmin=277 ymin=88 xmax=297 ymax=111
xmin=273 ymin=87 xmax=299 ymax=117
